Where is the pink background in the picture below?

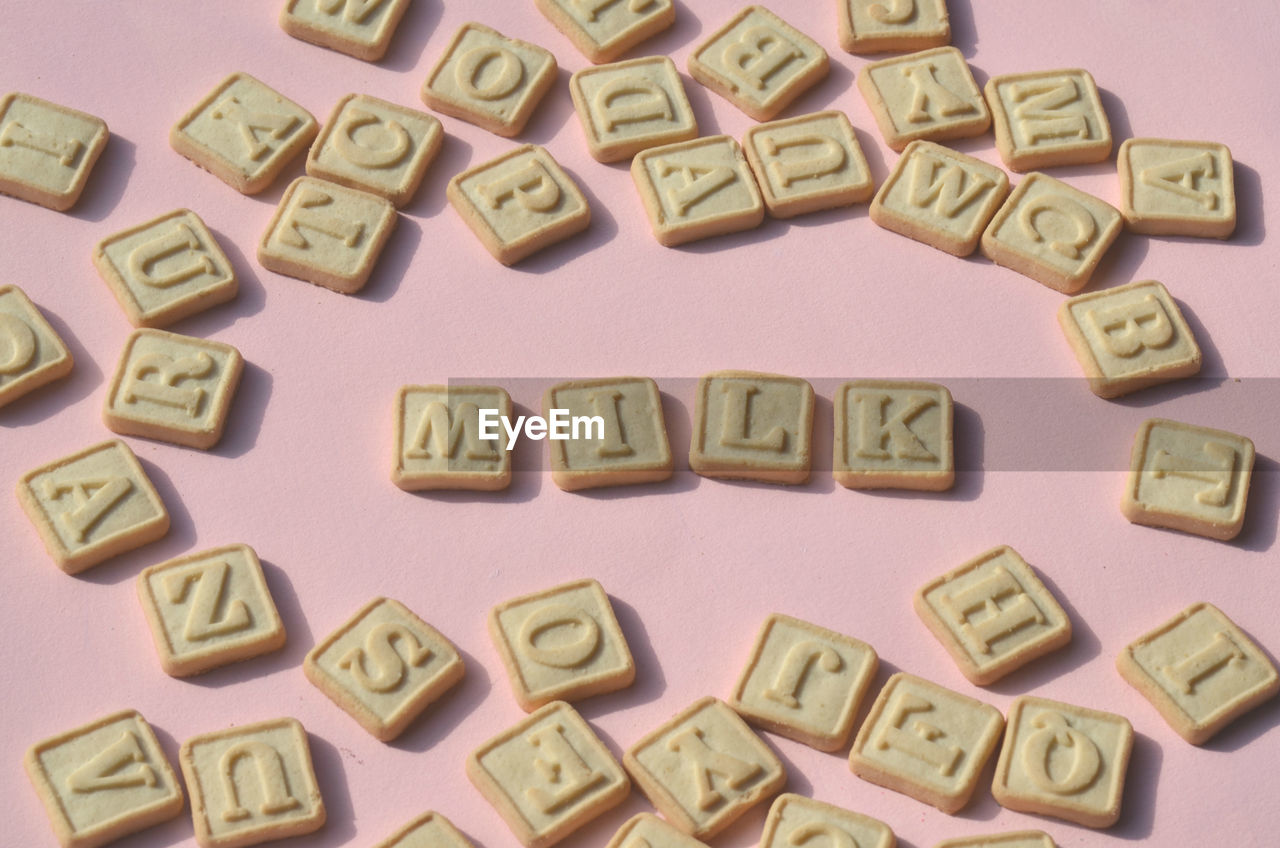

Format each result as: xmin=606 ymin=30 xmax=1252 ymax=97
xmin=2 ymin=1 xmax=1277 ymax=847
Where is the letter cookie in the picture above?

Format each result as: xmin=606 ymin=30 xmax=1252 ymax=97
xmin=632 ymin=136 xmax=764 ymax=245
xmin=838 ymin=0 xmax=951 ymax=54
xmin=985 ymin=70 xmax=1112 ymax=171
xmin=605 ymin=813 xmax=711 ymax=848
xmin=834 ymin=379 xmax=954 ymax=489
xmin=0 ymin=92 xmax=108 ymax=211
xmin=760 ymin=794 xmax=895 ymax=848
xmin=857 ymin=47 xmax=989 ymax=152
xmin=570 ymin=56 xmax=698 ymax=163
xmin=393 ymin=384 xmax=512 ymax=491
xmin=374 ymin=811 xmax=477 ymax=848
xmin=0 ymin=285 xmax=73 ymax=409
xmin=535 ymin=0 xmax=675 ymax=63
xmin=744 ymin=110 xmax=875 ymax=218
xmin=689 ymin=370 xmax=814 ymax=484
xmin=1118 ymin=138 xmax=1236 ymax=238
xmin=280 ymin=0 xmax=412 ymax=61
xmin=544 ymin=377 xmax=673 ymax=491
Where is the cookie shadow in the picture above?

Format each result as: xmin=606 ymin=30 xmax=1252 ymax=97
xmin=400 ymin=131 xmax=471 ymax=219
xmin=391 ymin=645 xmax=492 ymax=754
xmin=183 ymin=223 xmax=269 ymax=333
xmin=0 ymin=309 xmax=101 ymax=427
xmin=1231 ymin=161 xmax=1264 ymax=246
xmin=409 ymin=399 xmax=544 ymax=503
xmin=521 ymin=66 xmax=576 ymax=147
xmin=378 ymin=0 xmax=443 ymax=74
xmin=1233 ymin=457 xmax=1277 ymax=554
xmin=69 ymin=133 xmax=135 ymax=223
xmin=304 ymin=731 xmax=357 ymax=844
xmin=1201 ymin=679 xmax=1280 ymax=753
xmin=360 ymin=213 xmax=422 ymax=303
xmin=948 ymin=0 xmax=980 ymax=56
xmin=580 ymin=596 xmax=667 ymax=718
xmin=1090 ymin=230 xmax=1151 ymax=292
xmin=516 ymin=161 xmax=619 ymax=274
xmin=1108 ymin=730 xmax=1160 ymax=840
xmin=210 ymin=360 xmax=272 ymax=459
xmin=569 ymin=391 xmax=699 ymax=500
xmin=133 ymin=723 xmax=194 ymax=848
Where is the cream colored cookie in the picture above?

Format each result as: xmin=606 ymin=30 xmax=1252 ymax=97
xmin=980 ymin=172 xmax=1122 ymax=293
xmin=991 ymin=695 xmax=1132 ymax=828
xmin=914 ymin=546 xmax=1072 ymax=685
xmin=544 ymin=377 xmax=672 ymax=491
xmin=857 ymin=47 xmax=989 ymax=152
xmin=1121 ymin=418 xmax=1254 ymax=541
xmin=489 ymin=578 xmax=634 ymax=710
xmin=0 ymin=92 xmax=108 ymax=211
xmin=631 ymin=136 xmax=764 ymax=246
xmin=834 ymin=379 xmax=954 ymax=489
xmin=1058 ymin=279 xmax=1201 ymax=398
xmin=280 ymin=0 xmax=411 ymax=61
xmin=605 ymin=813 xmax=710 ymax=848
xmin=103 ymin=328 xmax=244 ymax=450
xmin=137 ymin=544 xmax=286 ymax=677
xmin=467 ymin=701 xmax=630 ymax=848
xmin=17 ymin=439 xmax=169 ymax=574
xmin=259 ymin=176 xmax=397 ymax=293
xmin=744 ymin=110 xmax=874 ymax=218
xmin=375 ymin=811 xmax=476 ymax=848
xmin=421 ymin=23 xmax=557 ymax=137
xmin=625 ymin=697 xmax=786 ymax=839
xmin=985 ymin=70 xmax=1112 ymax=172
xmin=535 ymin=0 xmax=675 ymax=64
xmin=689 ymin=370 xmax=813 ymax=484
xmin=688 ymin=6 xmax=829 ymax=121
xmin=307 ymin=94 xmax=443 ymax=207
xmin=1118 ymin=137 xmax=1235 ymax=238
xmin=25 ymin=710 xmax=184 ymax=848
xmin=761 ymin=794 xmax=895 ymax=848
xmin=393 ymin=384 xmax=511 ymax=491
xmin=0 ymin=285 xmax=73 ymax=408
xmin=569 ymin=56 xmax=698 ymax=163
xmin=305 ymin=597 xmax=465 ymax=741
xmin=92 ymin=209 xmax=238 ymax=328
xmin=1117 ymin=602 xmax=1278 ymax=744
xmin=170 ymin=73 xmax=317 ymax=195
xmin=448 ymin=145 xmax=591 ymax=265
xmin=932 ymin=831 xmax=1056 ymax=848
xmin=730 ymin=614 xmax=878 ymax=751
xmin=180 ymin=717 xmax=325 ymax=848
xmin=838 ymin=0 xmax=950 ymax=54
xmin=848 ymin=672 xmax=1003 ymax=813
xmin=870 ymin=142 xmax=1008 ymax=257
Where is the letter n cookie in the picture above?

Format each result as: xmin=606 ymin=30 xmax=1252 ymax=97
xmin=744 ymin=110 xmax=874 ymax=218
xmin=834 ymin=379 xmax=954 ymax=489
xmin=393 ymin=385 xmax=512 ymax=491
xmin=690 ymin=371 xmax=814 ymax=484
xmin=0 ymin=285 xmax=73 ymax=408
xmin=632 ymin=136 xmax=764 ymax=245
xmin=305 ymin=597 xmax=465 ymax=741
xmin=0 ymin=92 xmax=108 ymax=211
xmin=760 ymin=794 xmax=895 ymax=848
xmin=1118 ymin=138 xmax=1235 ymax=238
xmin=544 ymin=377 xmax=673 ymax=491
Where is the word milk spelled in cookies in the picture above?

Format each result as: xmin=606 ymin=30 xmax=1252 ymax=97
xmin=690 ymin=371 xmax=814 ymax=484
xmin=914 ymin=546 xmax=1071 ymax=685
xmin=545 ymin=377 xmax=673 ymax=490
xmin=570 ymin=56 xmax=698 ymax=163
xmin=138 ymin=544 xmax=286 ymax=677
xmin=992 ymin=696 xmax=1133 ymax=828
xmin=625 ymin=697 xmax=786 ymax=839
xmin=833 ymin=379 xmax=954 ymax=489
xmin=632 ymin=136 xmax=763 ymax=245
xmin=857 ymin=47 xmax=989 ymax=152
xmin=729 ymin=613 xmax=878 ymax=751
xmin=849 ymin=673 xmax=1003 ymax=813
xmin=1119 ymin=137 xmax=1236 ymax=237
xmin=1117 ymin=602 xmax=1279 ymax=744
xmin=986 ymin=69 xmax=1112 ymax=171
xmin=171 ymin=73 xmax=317 ymax=195
xmin=18 ymin=440 xmax=169 ymax=573
xmin=0 ymin=92 xmax=108 ymax=211
xmin=468 ymin=701 xmax=630 ymax=848
xmin=838 ymin=0 xmax=951 ymax=54
xmin=308 ymin=94 xmax=443 ymax=207
xmin=393 ymin=385 xmax=511 ymax=491
xmin=760 ymin=794 xmax=895 ymax=848
xmin=373 ymin=812 xmax=476 ymax=848
xmin=0 ymin=285 xmax=73 ymax=408
xmin=280 ymin=0 xmax=412 ymax=61
xmin=743 ymin=110 xmax=874 ymax=218
xmin=180 ymin=718 xmax=325 ymax=848
xmin=1122 ymin=418 xmax=1254 ymax=540
xmin=536 ymin=0 xmax=675 ymax=63
xmin=25 ymin=710 xmax=184 ymax=848
xmin=605 ymin=813 xmax=711 ymax=848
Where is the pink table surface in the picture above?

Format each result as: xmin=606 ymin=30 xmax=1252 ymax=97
xmin=2 ymin=1 xmax=1278 ymax=847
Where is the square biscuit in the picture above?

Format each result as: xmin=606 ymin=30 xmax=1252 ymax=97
xmin=305 ymin=597 xmax=465 ymax=741
xmin=625 ymin=696 xmax=786 ymax=839
xmin=0 ymin=285 xmax=73 ymax=409
xmin=1058 ymin=279 xmax=1201 ymax=398
xmin=688 ymin=6 xmax=829 ymax=122
xmin=17 ymin=439 xmax=169 ymax=574
xmin=932 ymin=831 xmax=1055 ymax=848
xmin=374 ymin=811 xmax=476 ymax=848
xmin=421 ymin=23 xmax=557 ymax=137
xmin=171 ymin=73 xmax=318 ymax=195
xmin=986 ymin=70 xmax=1112 ymax=172
xmin=761 ymin=794 xmax=895 ymax=848
xmin=838 ymin=0 xmax=950 ymax=54
xmin=259 ymin=176 xmax=397 ymax=293
xmin=467 ymin=701 xmax=630 ymax=848
xmin=569 ymin=56 xmax=698 ymax=163
xmin=535 ymin=0 xmax=675 ymax=64
xmin=834 ymin=379 xmax=954 ymax=489
xmin=544 ymin=377 xmax=672 ymax=491
xmin=138 ymin=544 xmax=286 ymax=677
xmin=1121 ymin=418 xmax=1254 ymax=541
xmin=92 ymin=209 xmax=238 ymax=328
xmin=490 ymin=578 xmax=634 ymax=710
xmin=25 ymin=710 xmax=184 ymax=848
xmin=690 ymin=370 xmax=814 ymax=484
xmin=914 ymin=546 xmax=1072 ymax=685
xmin=280 ymin=0 xmax=412 ymax=61
xmin=103 ymin=328 xmax=244 ymax=450
xmin=605 ymin=813 xmax=710 ymax=848
xmin=743 ymin=110 xmax=874 ymax=218
xmin=870 ymin=141 xmax=1008 ymax=257
xmin=631 ymin=136 xmax=764 ymax=246
xmin=857 ymin=47 xmax=989 ymax=152
xmin=1118 ymin=138 xmax=1235 ymax=238
xmin=179 ymin=717 xmax=325 ymax=848
xmin=0 ymin=92 xmax=108 ymax=211
xmin=992 ymin=695 xmax=1132 ymax=828
xmin=980 ymin=172 xmax=1122 ymax=293
xmin=728 ymin=613 xmax=878 ymax=751
xmin=448 ymin=145 xmax=591 ymax=265
xmin=307 ymin=93 xmax=443 ymax=207
xmin=848 ymin=672 xmax=1003 ymax=813
xmin=393 ymin=384 xmax=512 ymax=491
xmin=1117 ymin=602 xmax=1279 ymax=745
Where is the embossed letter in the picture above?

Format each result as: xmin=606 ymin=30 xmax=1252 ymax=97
xmin=1018 ymin=194 xmax=1096 ymax=260
xmin=333 ymin=107 xmax=411 ymax=169
xmin=67 ymin=732 xmax=157 ymax=793
xmin=875 ymin=693 xmax=961 ymax=774
xmin=1087 ymin=295 xmax=1173 ymax=357
xmin=1009 ymin=77 xmax=1088 ymax=144
xmin=853 ymin=391 xmax=936 ymax=461
xmin=456 ymin=48 xmax=525 ymax=101
xmin=277 ymin=187 xmax=365 ymax=249
xmin=220 ymin=742 xmax=302 ymax=822
xmin=406 ymin=401 xmax=500 ymax=462
xmin=166 ymin=561 xmax=252 ymax=641
xmin=1020 ymin=711 xmax=1101 ymax=795
xmin=938 ymin=566 xmax=1045 ymax=655
xmin=520 ymin=605 xmax=601 ymax=668
xmin=595 ymin=77 xmax=673 ymax=131
xmin=721 ymin=26 xmax=801 ymax=91
xmin=764 ymin=640 xmax=842 ymax=708
xmin=655 ymin=159 xmax=736 ymax=216
xmin=124 ymin=352 xmax=214 ymax=416
xmin=0 ymin=121 xmax=82 ymax=167
xmin=718 ymin=382 xmax=786 ymax=452
xmin=902 ymin=63 xmax=976 ymax=125
xmin=338 ymin=622 xmax=433 ymax=692
xmin=1161 ymin=631 xmax=1246 ymax=694
xmin=907 ymin=154 xmax=993 ymax=217
xmin=868 ymin=0 xmax=916 ymax=24
xmin=1151 ymin=442 xmax=1236 ymax=506
xmin=1140 ymin=152 xmax=1220 ymax=210
xmin=127 ymin=223 xmax=216 ymax=288
xmin=0 ymin=312 xmax=37 ymax=375
xmin=524 ymin=723 xmax=607 ymax=812
xmin=587 ymin=390 xmax=634 ymax=458
xmin=211 ymin=98 xmax=299 ymax=161
xmin=477 ymin=159 xmax=561 ymax=212
xmin=46 ymin=476 xmax=134 ymax=543
xmin=762 ymin=134 xmax=846 ymax=188
xmin=667 ymin=727 xmax=762 ymax=810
